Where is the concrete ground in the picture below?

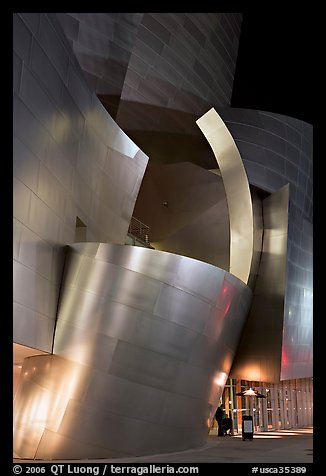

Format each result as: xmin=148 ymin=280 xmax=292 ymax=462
xmin=14 ymin=427 xmax=313 ymax=464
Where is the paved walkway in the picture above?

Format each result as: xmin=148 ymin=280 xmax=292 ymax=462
xmin=14 ymin=427 xmax=313 ymax=464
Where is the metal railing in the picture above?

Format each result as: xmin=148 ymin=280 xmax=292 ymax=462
xmin=128 ymin=216 xmax=150 ymax=245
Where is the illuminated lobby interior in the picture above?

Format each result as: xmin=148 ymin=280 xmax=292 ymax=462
xmin=13 ymin=13 xmax=313 ymax=459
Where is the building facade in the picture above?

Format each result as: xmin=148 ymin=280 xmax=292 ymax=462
xmin=13 ymin=12 xmax=312 ymax=459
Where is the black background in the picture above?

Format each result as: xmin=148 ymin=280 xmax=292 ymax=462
xmin=232 ymin=11 xmax=316 ymax=126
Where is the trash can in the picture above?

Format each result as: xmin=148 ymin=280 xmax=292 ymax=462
xmin=242 ymin=415 xmax=254 ymax=440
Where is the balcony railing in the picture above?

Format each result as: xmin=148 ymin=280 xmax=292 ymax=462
xmin=128 ymin=216 xmax=150 ymax=245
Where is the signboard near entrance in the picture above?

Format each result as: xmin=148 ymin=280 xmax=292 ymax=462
xmin=242 ymin=415 xmax=254 ymax=440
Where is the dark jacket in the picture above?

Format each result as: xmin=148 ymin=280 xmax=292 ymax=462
xmin=215 ymin=406 xmax=224 ymax=423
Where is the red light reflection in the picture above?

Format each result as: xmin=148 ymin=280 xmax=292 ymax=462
xmin=219 ymin=281 xmax=234 ymax=318
xmin=282 ymin=349 xmax=288 ymax=365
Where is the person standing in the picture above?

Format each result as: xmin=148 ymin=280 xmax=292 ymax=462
xmin=222 ymin=413 xmax=233 ymax=435
xmin=215 ymin=405 xmax=225 ymax=436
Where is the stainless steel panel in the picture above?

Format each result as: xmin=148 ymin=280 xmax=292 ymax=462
xmin=14 ymin=377 xmax=69 ymax=456
xmin=13 ymin=94 xmax=46 ymax=162
xmin=56 ymin=398 xmax=134 ymax=449
xmin=44 ymin=136 xmax=74 ymax=191
xmin=14 ymin=243 xmax=252 ymax=458
xmin=214 ymin=276 xmax=237 ymax=311
xmin=13 ymin=261 xmax=57 ymax=319
xmin=13 ymin=218 xmax=22 ymax=260
xmin=58 ymin=289 xmax=198 ymax=361
xmin=203 ymin=306 xmax=227 ymax=340
xmin=80 ymin=121 xmax=108 ymax=167
xmin=13 ymin=308 xmax=54 ymax=352
xmin=73 ymin=255 xmax=122 ymax=293
xmin=19 ymin=226 xmax=53 ymax=281
xmin=140 ymin=317 xmax=199 ymax=361
xmin=35 ymin=428 xmax=128 ymax=460
xmin=111 ymin=272 xmax=163 ymax=312
xmin=109 ymin=340 xmax=181 ymax=391
xmin=247 ymin=190 xmax=264 ymax=290
xmin=20 ymin=12 xmax=40 ymax=35
xmin=20 ymin=66 xmax=59 ymax=135
xmin=57 ymin=286 xmax=134 ymax=332
xmin=58 ymin=222 xmax=75 ymax=245
xmin=56 ymin=398 xmax=204 ymax=456
xmin=13 ymin=135 xmax=40 ymax=194
xmin=54 ymin=321 xmax=118 ymax=371
xmin=34 ymin=316 xmax=58 ymax=353
xmin=231 ymin=185 xmax=289 ymax=382
xmin=37 ymin=163 xmax=67 ymax=218
xmin=13 ymin=424 xmax=45 ymax=459
xmin=83 ymin=372 xmax=167 ymax=424
xmin=161 ymin=392 xmax=208 ymax=430
xmin=13 ymin=301 xmax=37 ymax=348
xmin=154 ymin=284 xmax=212 ymax=333
xmin=189 ymin=334 xmax=226 ymax=371
xmin=39 ymin=14 xmax=69 ymax=82
xmin=73 ymin=258 xmax=163 ymax=311
xmin=13 ymin=13 xmax=149 ymax=354
xmin=71 ymin=172 xmax=93 ymax=218
xmin=174 ymin=255 xmax=225 ymax=304
xmin=13 ymin=14 xmax=32 ymax=62
xmin=93 ymin=243 xmax=181 ymax=285
xmin=13 ymin=177 xmax=32 ymax=226
xmin=50 ymin=246 xmax=67 ymax=285
xmin=66 ymin=62 xmax=93 ymax=116
xmin=60 ymin=87 xmax=86 ymax=134
xmin=28 ymin=194 xmax=61 ymax=243
xmin=196 ymin=108 xmax=254 ymax=284
xmin=31 ymin=41 xmax=63 ymax=103
xmin=20 ymin=355 xmax=88 ymax=400
xmin=174 ymin=363 xmax=212 ymax=400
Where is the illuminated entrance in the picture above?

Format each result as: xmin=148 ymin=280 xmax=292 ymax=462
xmin=212 ymin=377 xmax=313 ymax=434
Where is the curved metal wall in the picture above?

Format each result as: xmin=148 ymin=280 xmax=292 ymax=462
xmin=13 ymin=13 xmax=148 ymax=353
xmin=58 ymin=13 xmax=242 ymax=114
xmin=57 ymin=13 xmax=243 ymax=170
xmin=13 ymin=243 xmax=252 ymax=459
xmin=219 ymin=108 xmax=313 ymax=381
xmin=196 ymin=108 xmax=254 ymax=285
xmin=218 ymin=108 xmax=312 ymax=222
xmin=133 ymin=161 xmax=230 ymax=270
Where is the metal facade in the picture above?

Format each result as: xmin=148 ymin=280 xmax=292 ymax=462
xmin=14 ymin=244 xmax=252 ymax=458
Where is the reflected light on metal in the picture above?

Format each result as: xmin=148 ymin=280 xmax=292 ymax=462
xmin=13 ymin=355 xmax=82 ymax=458
xmin=196 ymin=108 xmax=254 ymax=284
xmin=214 ymin=371 xmax=228 ymax=387
xmin=13 ymin=243 xmax=252 ymax=459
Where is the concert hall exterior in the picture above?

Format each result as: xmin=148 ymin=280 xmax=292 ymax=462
xmin=13 ymin=13 xmax=312 ymax=459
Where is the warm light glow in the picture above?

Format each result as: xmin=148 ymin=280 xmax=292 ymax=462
xmin=214 ymin=371 xmax=228 ymax=387
xmin=13 ymin=355 xmax=81 ymax=458
xmin=243 ymin=387 xmax=256 ymax=396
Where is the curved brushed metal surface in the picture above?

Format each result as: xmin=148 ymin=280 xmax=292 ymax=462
xmin=13 ymin=13 xmax=148 ymax=353
xmin=230 ymin=185 xmax=289 ymax=382
xmin=13 ymin=243 xmax=252 ymax=459
xmin=196 ymin=108 xmax=254 ymax=284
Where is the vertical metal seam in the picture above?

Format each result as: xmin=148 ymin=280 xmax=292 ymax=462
xmin=51 ymin=245 xmax=69 ymax=354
